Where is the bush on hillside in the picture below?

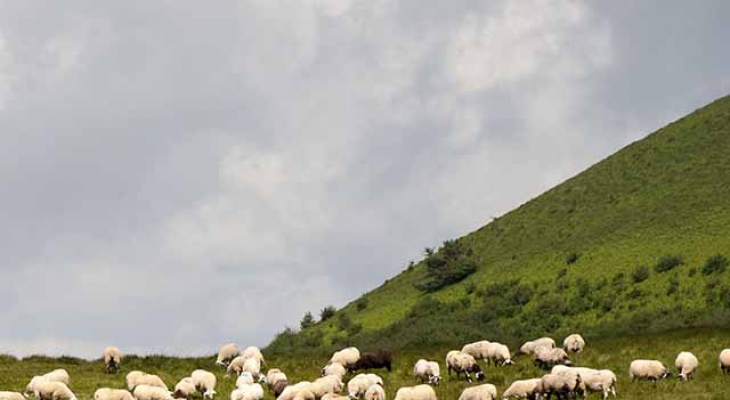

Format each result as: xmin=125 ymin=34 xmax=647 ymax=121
xmin=703 ymin=254 xmax=728 ymax=275
xmin=337 ymin=313 xmax=352 ymax=330
xmin=566 ymin=252 xmax=579 ymax=265
xmin=655 ymin=255 xmax=684 ymax=273
xmin=356 ymin=298 xmax=368 ymax=312
xmin=300 ymin=312 xmax=315 ymax=330
xmin=632 ymin=265 xmax=650 ymax=283
xmin=416 ymin=239 xmax=477 ymax=293
xmin=320 ymin=306 xmax=337 ymax=321
xmin=612 ymin=272 xmax=627 ymax=292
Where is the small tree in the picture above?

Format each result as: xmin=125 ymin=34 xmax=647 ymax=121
xmin=703 ymin=254 xmax=728 ymax=275
xmin=320 ymin=306 xmax=337 ymax=321
xmin=300 ymin=311 xmax=315 ymax=330
xmin=655 ymin=255 xmax=683 ymax=273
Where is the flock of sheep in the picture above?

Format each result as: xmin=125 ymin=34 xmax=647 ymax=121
xmin=4 ymin=336 xmax=730 ymax=400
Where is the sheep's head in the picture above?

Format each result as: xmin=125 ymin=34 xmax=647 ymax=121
xmin=475 ymin=371 xmax=485 ymax=381
xmin=661 ymin=371 xmax=672 ymax=379
xmin=428 ymin=375 xmax=440 ymax=386
xmin=563 ymin=359 xmax=573 ymax=366
xmin=502 ymin=360 xmax=514 ymax=366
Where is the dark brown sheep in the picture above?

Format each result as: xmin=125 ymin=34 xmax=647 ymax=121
xmin=351 ymin=351 xmax=393 ymax=372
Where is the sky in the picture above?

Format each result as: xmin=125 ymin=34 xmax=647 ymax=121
xmin=1 ymin=1 xmax=729 ymax=359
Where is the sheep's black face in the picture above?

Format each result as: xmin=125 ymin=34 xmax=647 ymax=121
xmin=502 ymin=360 xmax=514 ymax=366
xmin=475 ymin=372 xmax=485 ymax=381
xmin=564 ymin=360 xmax=572 ymax=366
xmin=662 ymin=372 xmax=672 ymax=379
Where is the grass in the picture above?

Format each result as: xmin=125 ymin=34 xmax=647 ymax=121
xmin=3 ymin=328 xmax=730 ymax=400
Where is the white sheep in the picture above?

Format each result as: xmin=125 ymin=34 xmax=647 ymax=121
xmin=103 ymin=347 xmax=123 ymax=374
xmin=347 ymin=374 xmax=382 ymax=399
xmin=582 ymin=370 xmax=617 ymax=399
xmin=94 ymin=389 xmax=134 ymax=400
xmin=43 ymin=370 xmax=70 ymax=385
xmin=538 ymin=373 xmax=583 ymax=400
xmin=26 ymin=376 xmax=50 ymax=397
xmin=0 ymin=392 xmax=28 ymax=400
xmin=562 ymin=334 xmax=585 ymax=353
xmin=278 ymin=383 xmax=313 ymax=400
xmin=461 ymin=341 xmax=490 ymax=360
xmin=322 ymin=363 xmax=346 ymax=380
xmin=309 ymin=375 xmax=343 ymax=399
xmin=675 ymin=351 xmax=699 ymax=381
xmin=237 ymin=373 xmax=255 ymax=388
xmin=501 ymin=379 xmax=541 ymax=400
xmin=217 ymin=343 xmax=239 ymax=366
xmin=446 ymin=352 xmax=484 ymax=382
xmin=458 ymin=384 xmax=497 ymax=400
xmin=485 ymin=343 xmax=513 ymax=366
xmin=35 ymin=382 xmax=78 ymax=400
xmin=720 ymin=349 xmax=730 ymax=374
xmin=135 ymin=374 xmax=169 ymax=391
xmin=393 ymin=385 xmax=436 ymax=400
xmin=192 ymin=369 xmax=217 ymax=399
xmin=133 ymin=386 xmax=173 ymax=400
xmin=321 ymin=394 xmax=349 ymax=400
xmin=534 ymin=347 xmax=571 ymax=369
xmin=266 ymin=369 xmax=287 ymax=385
xmin=329 ymin=348 xmax=360 ymax=369
xmin=629 ymin=360 xmax=671 ymax=381
xmin=231 ymin=384 xmax=264 ymax=400
xmin=363 ymin=385 xmax=385 ymax=400
xmin=173 ymin=378 xmax=197 ymax=399
xmin=241 ymin=347 xmax=266 ymax=366
xmin=519 ymin=337 xmax=556 ymax=355
xmin=126 ymin=371 xmax=146 ymax=391
xmin=413 ymin=359 xmax=440 ymax=385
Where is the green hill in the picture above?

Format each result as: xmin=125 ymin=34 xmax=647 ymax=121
xmin=268 ymin=94 xmax=730 ymax=354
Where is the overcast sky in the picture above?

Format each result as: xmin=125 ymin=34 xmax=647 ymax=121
xmin=1 ymin=1 xmax=729 ymax=358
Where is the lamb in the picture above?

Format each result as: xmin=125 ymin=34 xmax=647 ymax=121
xmin=720 ymin=349 xmax=730 ymax=374
xmin=231 ymin=384 xmax=264 ymax=400
xmin=537 ymin=373 xmax=583 ymax=400
xmin=132 ymin=385 xmax=173 ymax=400
xmin=103 ymin=347 xmax=123 ymax=374
xmin=485 ymin=343 xmax=513 ymax=366
xmin=501 ymin=379 xmax=541 ymax=400
xmin=562 ymin=334 xmax=585 ymax=353
xmin=322 ymin=363 xmax=347 ymax=380
xmin=458 ymin=384 xmax=497 ymax=400
xmin=629 ymin=360 xmax=671 ymax=382
xmin=241 ymin=346 xmax=266 ymax=366
xmin=94 ymin=389 xmax=134 ymax=400
xmin=393 ymin=385 xmax=437 ymax=400
xmin=329 ymin=348 xmax=360 ymax=369
xmin=413 ymin=359 xmax=441 ymax=385
xmin=191 ymin=369 xmax=217 ymax=399
xmin=461 ymin=341 xmax=490 ymax=360
xmin=675 ymin=351 xmax=699 ymax=381
xmin=363 ymin=385 xmax=385 ymax=400
xmin=534 ymin=348 xmax=571 ymax=369
xmin=0 ymin=392 xmax=28 ymax=400
xmin=446 ymin=351 xmax=484 ymax=382
xmin=351 ymin=351 xmax=393 ymax=372
xmin=216 ymin=343 xmax=239 ymax=366
xmin=35 ymin=382 xmax=78 ymax=400
xmin=173 ymin=378 xmax=197 ymax=399
xmin=347 ymin=374 xmax=383 ymax=399
xmin=519 ymin=337 xmax=556 ymax=355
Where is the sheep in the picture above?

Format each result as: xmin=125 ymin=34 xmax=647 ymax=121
xmin=43 ymin=370 xmax=70 ymax=385
xmin=629 ymin=360 xmax=671 ymax=382
xmin=393 ymin=385 xmax=436 ymax=400
xmin=134 ymin=374 xmax=169 ymax=391
xmin=446 ymin=351 xmax=484 ymax=382
xmin=127 ymin=371 xmax=146 ymax=391
xmin=231 ymin=384 xmax=264 ymax=400
xmin=94 ymin=389 xmax=134 ymax=400
xmin=272 ymin=381 xmax=289 ymax=398
xmin=501 ymin=379 xmax=542 ymax=400
xmin=216 ymin=343 xmax=239 ymax=366
xmin=228 ymin=357 xmax=247 ymax=376
xmin=458 ymin=384 xmax=497 ymax=400
xmin=364 ymin=385 xmax=385 ymax=400
xmin=173 ymin=378 xmax=197 ymax=399
xmin=562 ymin=334 xmax=585 ymax=353
xmin=461 ymin=341 xmax=491 ymax=360
xmin=720 ymin=349 xmax=730 ymax=374
xmin=26 ymin=377 xmax=50 ymax=397
xmin=0 ymin=392 xmax=27 ymax=400
xmin=485 ymin=343 xmax=513 ymax=366
xmin=413 ymin=359 xmax=441 ymax=385
xmin=519 ymin=337 xmax=556 ymax=355
xmin=241 ymin=346 xmax=266 ymax=366
xmin=537 ymin=373 xmax=583 ymax=400
xmin=35 ymin=382 xmax=78 ymax=400
xmin=191 ymin=369 xmax=217 ymax=399
xmin=309 ymin=375 xmax=344 ymax=399
xmin=534 ymin=348 xmax=571 ymax=369
xmin=675 ymin=351 xmax=699 ymax=381
xmin=351 ymin=351 xmax=393 ymax=372
xmin=321 ymin=394 xmax=349 ymax=400
xmin=278 ymin=383 xmax=314 ymax=400
xmin=103 ymin=347 xmax=123 ymax=374
xmin=347 ymin=374 xmax=382 ymax=399
xmin=329 ymin=348 xmax=360 ymax=369
xmin=322 ymin=363 xmax=346 ymax=380
xmin=581 ymin=370 xmax=617 ymax=399
xmin=266 ymin=369 xmax=287 ymax=385
xmin=229 ymin=357 xmax=262 ymax=379
xmin=238 ymin=373 xmax=255 ymax=388
xmin=132 ymin=386 xmax=173 ymax=400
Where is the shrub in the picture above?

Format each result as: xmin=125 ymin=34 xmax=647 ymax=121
xmin=416 ymin=239 xmax=477 ymax=292
xmin=632 ymin=265 xmax=650 ymax=283
xmin=612 ymin=272 xmax=627 ymax=292
xmin=320 ymin=306 xmax=337 ymax=321
xmin=655 ymin=255 xmax=684 ymax=273
xmin=566 ymin=252 xmax=579 ymax=265
xmin=556 ymin=268 xmax=567 ymax=279
xmin=300 ymin=312 xmax=315 ymax=330
xmin=703 ymin=254 xmax=728 ymax=275
xmin=356 ymin=299 xmax=369 ymax=312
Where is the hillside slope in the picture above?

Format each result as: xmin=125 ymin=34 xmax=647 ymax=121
xmin=268 ymin=95 xmax=730 ymax=353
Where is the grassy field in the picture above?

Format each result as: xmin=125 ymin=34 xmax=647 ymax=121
xmin=3 ymin=328 xmax=730 ymax=400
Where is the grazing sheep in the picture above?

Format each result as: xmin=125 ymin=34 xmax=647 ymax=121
xmin=134 ymin=374 xmax=169 ymax=391
xmin=43 ymin=370 xmax=70 ymax=385
xmin=94 ymin=389 xmax=134 ymax=400
xmin=458 ymin=384 xmax=497 ymax=400
xmin=266 ymin=369 xmax=287 ymax=385
xmin=446 ymin=352 xmax=484 ymax=382
xmin=363 ymin=385 xmax=385 ymax=400
xmin=461 ymin=341 xmax=491 ymax=360
xmin=133 ymin=386 xmax=173 ymax=400
xmin=309 ymin=375 xmax=344 ymax=399
xmin=501 ymin=379 xmax=541 ymax=400
xmin=393 ymin=385 xmax=437 ymax=400
xmin=582 ymin=370 xmax=617 ymax=399
xmin=347 ymin=374 xmax=382 ymax=399
xmin=322 ymin=363 xmax=346 ymax=380
xmin=231 ymin=384 xmax=264 ymax=400
xmin=272 ymin=381 xmax=289 ymax=398
xmin=629 ymin=360 xmax=671 ymax=382
xmin=0 ymin=392 xmax=27 ymax=400
xmin=127 ymin=371 xmax=146 ymax=391
xmin=241 ymin=347 xmax=266 ymax=366
xmin=329 ymin=348 xmax=361 ymax=369
xmin=485 ymin=343 xmax=513 ymax=366
xmin=519 ymin=338 xmax=556 ymax=355
xmin=413 ymin=359 xmax=441 ymax=385
xmin=173 ymin=378 xmax=196 ymax=399
xmin=675 ymin=351 xmax=699 ymax=381
xmin=538 ymin=373 xmax=583 ymax=400
xmin=534 ymin=348 xmax=571 ymax=369
xmin=26 ymin=377 xmax=50 ymax=397
xmin=238 ymin=373 xmax=255 ymax=388
xmin=216 ymin=343 xmax=239 ymax=366
xmin=35 ymin=382 xmax=78 ymax=400
xmin=278 ymin=383 xmax=314 ymax=400
xmin=229 ymin=357 xmax=262 ymax=379
xmin=720 ymin=349 xmax=730 ymax=374
xmin=103 ymin=347 xmax=123 ymax=374
xmin=562 ymin=334 xmax=585 ymax=353
xmin=352 ymin=351 xmax=393 ymax=372
xmin=191 ymin=370 xmax=217 ymax=399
